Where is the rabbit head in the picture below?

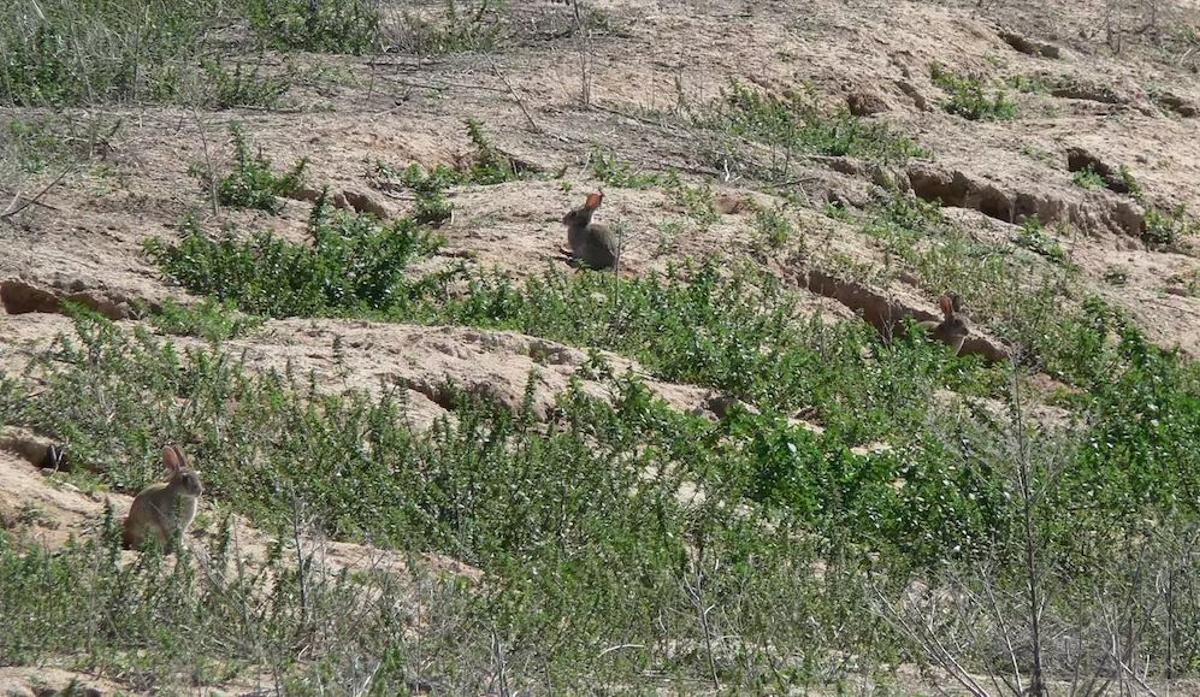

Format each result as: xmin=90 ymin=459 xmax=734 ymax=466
xmin=562 ymin=191 xmax=603 ymax=227
xmin=164 ymin=445 xmax=203 ymax=497
xmin=935 ymin=294 xmax=969 ymax=341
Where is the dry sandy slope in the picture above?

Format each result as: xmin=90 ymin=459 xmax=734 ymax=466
xmin=3 ymin=0 xmax=1200 ymax=693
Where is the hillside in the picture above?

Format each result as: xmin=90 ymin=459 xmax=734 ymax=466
xmin=2 ymin=0 xmax=1200 ymax=694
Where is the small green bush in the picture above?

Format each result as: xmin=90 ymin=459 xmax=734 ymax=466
xmin=1015 ymin=219 xmax=1067 ymax=263
xmin=1071 ymin=166 xmax=1106 ymax=190
xmin=192 ymin=125 xmax=307 ymax=213
xmin=930 ymin=63 xmax=1017 ymax=121
xmin=146 ymin=199 xmax=444 ymax=318
xmin=245 ymin=0 xmax=380 ymax=54
xmin=697 ymin=81 xmax=927 ymax=164
xmin=149 ymin=297 xmax=262 ymax=341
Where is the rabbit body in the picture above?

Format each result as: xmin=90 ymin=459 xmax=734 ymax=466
xmin=917 ymin=294 xmax=969 ymax=355
xmin=122 ymin=446 xmax=203 ymax=551
xmin=562 ymin=192 xmax=620 ymax=270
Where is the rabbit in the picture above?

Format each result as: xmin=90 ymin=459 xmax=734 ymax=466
xmin=917 ymin=293 xmax=969 ymax=355
xmin=561 ymin=191 xmax=620 ymax=271
xmin=122 ymin=445 xmax=203 ymax=551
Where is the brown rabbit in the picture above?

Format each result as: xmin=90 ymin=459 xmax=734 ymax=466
xmin=562 ymin=191 xmax=620 ymax=271
xmin=122 ymin=445 xmax=203 ymax=551
xmin=917 ymin=293 xmax=969 ymax=355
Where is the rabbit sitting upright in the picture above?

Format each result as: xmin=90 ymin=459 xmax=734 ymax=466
xmin=562 ymin=191 xmax=620 ymax=271
xmin=122 ymin=445 xmax=203 ymax=552
xmin=917 ymin=293 xmax=970 ymax=355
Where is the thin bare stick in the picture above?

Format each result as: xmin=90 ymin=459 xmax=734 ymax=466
xmin=1009 ymin=355 xmax=1047 ymax=697
xmin=192 ymin=106 xmax=219 ymax=217
xmin=489 ymin=58 xmax=541 ymax=133
xmin=573 ymin=0 xmax=593 ymax=106
xmin=1 ymin=166 xmax=72 ymax=221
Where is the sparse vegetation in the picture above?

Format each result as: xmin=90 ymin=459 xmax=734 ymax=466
xmin=690 ymin=81 xmax=926 ymax=180
xmin=752 ymin=203 xmax=795 ymax=249
xmin=590 ymin=147 xmax=668 ymax=189
xmin=390 ymin=0 xmax=506 ymax=55
xmin=1014 ymin=219 xmax=1068 ymax=263
xmin=1072 ymin=165 xmax=1107 ymax=190
xmin=930 ymin=63 xmax=1018 ymax=121
xmin=189 ymin=125 xmax=307 ymax=213
xmin=245 ymin=0 xmax=380 ymax=54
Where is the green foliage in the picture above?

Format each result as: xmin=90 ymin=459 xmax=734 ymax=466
xmin=145 ymin=200 xmax=444 ymax=318
xmin=696 ymin=81 xmax=926 ymax=165
xmin=753 ymin=203 xmax=795 ymax=249
xmin=1072 ymin=165 xmax=1106 ymax=190
xmin=8 ymin=278 xmax=1200 ymax=688
xmin=590 ymin=147 xmax=668 ymax=189
xmin=201 ymin=59 xmax=292 ymax=109
xmin=1 ymin=315 xmax=917 ymax=689
xmin=0 ymin=0 xmax=219 ymax=106
xmin=670 ymin=181 xmax=718 ymax=226
xmin=0 ymin=0 xmax=373 ymax=108
xmin=930 ymin=63 xmax=1017 ymax=121
xmin=1120 ymin=165 xmax=1143 ymax=199
xmin=392 ymin=0 xmax=506 ymax=55
xmin=1142 ymin=203 xmax=1197 ymax=248
xmin=1006 ymin=74 xmax=1049 ymax=94
xmin=193 ymin=125 xmax=307 ymax=213
xmin=462 ymin=117 xmax=520 ymax=185
xmin=245 ymin=0 xmax=380 ymax=54
xmin=149 ymin=297 xmax=262 ymax=342
xmin=1014 ymin=219 xmax=1067 ymax=263
xmin=373 ymin=120 xmax=523 ymax=193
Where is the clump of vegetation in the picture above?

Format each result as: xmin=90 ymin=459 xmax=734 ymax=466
xmin=190 ymin=125 xmax=307 ymax=213
xmin=691 ymin=81 xmax=926 ymax=178
xmin=590 ymin=147 xmax=669 ymax=189
xmin=145 ymin=199 xmax=444 ymax=318
xmin=370 ymin=120 xmax=528 ymax=225
xmin=930 ymin=63 xmax=1018 ymax=121
xmin=753 ymin=203 xmax=795 ymax=249
xmin=1015 ymin=219 xmax=1068 ymax=263
xmin=0 ymin=0 xmax=336 ymax=108
xmin=0 ymin=0 xmax=215 ymax=106
xmin=1006 ymin=73 xmax=1049 ymax=94
xmin=1071 ymin=165 xmax=1107 ymax=190
xmin=245 ymin=0 xmax=380 ymax=54
xmin=1102 ymin=265 xmax=1129 ymax=285
xmin=1142 ymin=203 xmax=1198 ymax=248
xmin=373 ymin=120 xmax=525 ymax=196
xmin=149 ymin=297 xmax=262 ymax=342
xmin=201 ymin=59 xmax=293 ymax=109
xmin=391 ymin=0 xmax=506 ymax=55
xmin=1118 ymin=165 xmax=1198 ymax=247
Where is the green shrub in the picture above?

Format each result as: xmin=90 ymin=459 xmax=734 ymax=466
xmin=245 ymin=0 xmax=380 ymax=54
xmin=149 ymin=297 xmax=262 ymax=341
xmin=696 ymin=81 xmax=927 ymax=164
xmin=191 ymin=125 xmax=307 ymax=213
xmin=1014 ymin=219 xmax=1067 ymax=263
xmin=930 ymin=63 xmax=1017 ymax=121
xmin=1072 ymin=166 xmax=1106 ymax=190
xmin=145 ymin=200 xmax=443 ymax=318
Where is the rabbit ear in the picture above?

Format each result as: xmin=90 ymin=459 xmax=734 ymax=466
xmin=939 ymin=294 xmax=954 ymax=317
xmin=163 ymin=445 xmax=187 ymax=473
xmin=584 ymin=192 xmax=603 ymax=210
